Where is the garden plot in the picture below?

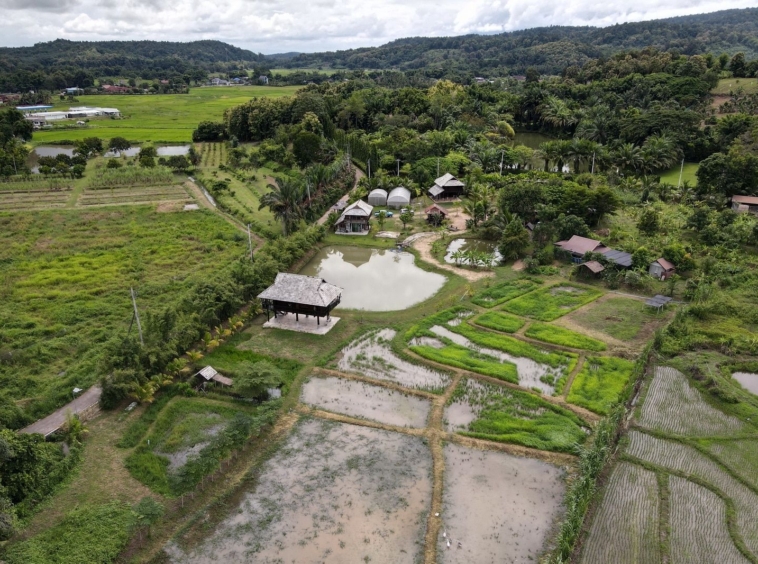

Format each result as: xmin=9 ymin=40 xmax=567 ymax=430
xmin=580 ymin=462 xmax=660 ymax=564
xmin=438 ymin=443 xmax=566 ymax=563
xmin=638 ymin=366 xmax=745 ymax=435
xmin=567 ymin=356 xmax=636 ymax=415
xmin=471 ymin=278 xmax=541 ymax=308
xmin=167 ymin=419 xmax=432 ymax=564
xmin=0 ymin=189 xmax=70 ymax=211
xmin=474 ymin=311 xmax=525 ymax=334
xmin=627 ymin=430 xmax=758 ymax=554
xmin=337 ymin=328 xmax=449 ymax=391
xmin=429 ymin=325 xmax=564 ymax=394
xmin=669 ymin=476 xmax=749 ymax=564
xmin=503 ymin=284 xmax=603 ymax=321
xmin=301 ymin=375 xmax=431 ymax=428
xmin=79 ymin=185 xmax=191 ymax=206
xmin=524 ymin=323 xmax=606 ymax=352
xmin=566 ymin=296 xmax=664 ymax=344
xmin=445 ymin=378 xmax=588 ymax=453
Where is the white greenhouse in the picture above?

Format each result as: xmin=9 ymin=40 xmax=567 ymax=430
xmin=367 ymin=188 xmax=388 ymax=206
xmin=387 ymin=187 xmax=411 ymax=209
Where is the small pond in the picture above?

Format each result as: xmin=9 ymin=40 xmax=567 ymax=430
xmin=444 ymin=238 xmax=502 ymax=266
xmin=26 ymin=146 xmax=76 ymax=172
xmin=733 ymin=372 xmax=758 ymax=395
xmin=512 ymin=131 xmax=553 ymax=149
xmin=104 ymin=144 xmax=190 ymax=158
xmin=299 ymin=246 xmax=446 ymax=311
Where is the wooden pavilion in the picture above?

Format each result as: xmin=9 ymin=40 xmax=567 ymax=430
xmin=258 ymin=273 xmax=342 ymax=325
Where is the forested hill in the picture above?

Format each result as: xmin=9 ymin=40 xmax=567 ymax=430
xmin=268 ymin=8 xmax=758 ymax=75
xmin=0 ymin=39 xmax=264 ymax=78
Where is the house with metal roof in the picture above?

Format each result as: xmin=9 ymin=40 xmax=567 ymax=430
xmin=555 ymin=235 xmax=632 ymax=268
xmin=258 ymin=273 xmax=342 ymax=325
xmin=334 ymin=200 xmax=373 ymax=234
xmin=428 ymin=173 xmax=465 ymax=199
xmin=649 ymin=258 xmax=676 ymax=280
xmin=732 ymin=195 xmax=758 ymax=214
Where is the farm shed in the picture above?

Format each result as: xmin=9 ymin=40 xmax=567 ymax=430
xmin=579 ymin=260 xmax=605 ymax=276
xmin=555 ymin=236 xmax=608 ymax=263
xmin=367 ymin=189 xmax=388 ymax=206
xmin=649 ymin=258 xmax=676 ymax=280
xmin=428 ymin=173 xmax=465 ymax=199
xmin=731 ymin=195 xmax=758 ymax=214
xmin=258 ymin=272 xmax=342 ymax=325
xmin=387 ymin=187 xmax=411 ymax=209
xmin=334 ymin=200 xmax=373 ymax=234
xmin=195 ymin=366 xmax=233 ymax=387
xmin=425 ymin=203 xmax=448 ymax=224
xmin=601 ymin=249 xmax=633 ymax=268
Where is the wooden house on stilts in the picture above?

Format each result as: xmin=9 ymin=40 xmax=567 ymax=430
xmin=257 ymin=273 xmax=342 ymax=325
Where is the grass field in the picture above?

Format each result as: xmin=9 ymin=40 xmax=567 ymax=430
xmin=568 ymin=297 xmax=662 ymax=342
xmin=503 ymin=283 xmax=603 ymax=321
xmin=659 ymin=162 xmax=699 ymax=186
xmin=470 ymin=278 xmax=541 ymax=307
xmin=524 ymin=323 xmax=607 ymax=351
xmin=567 ymin=356 xmax=636 ymax=414
xmin=32 ymin=86 xmax=302 ymax=144
xmin=0 ymin=207 xmax=245 ymax=423
xmin=711 ymin=77 xmax=758 ymax=95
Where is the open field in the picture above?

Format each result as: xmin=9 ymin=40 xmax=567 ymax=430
xmin=503 ymin=283 xmax=603 ymax=321
xmin=564 ymin=296 xmax=666 ymax=344
xmin=712 ymin=77 xmax=758 ymax=95
xmin=659 ymin=162 xmax=699 ymax=186
xmin=32 ymin=86 xmax=302 ymax=144
xmin=0 ymin=207 xmax=245 ymax=422
xmin=0 ymin=188 xmax=71 ymax=211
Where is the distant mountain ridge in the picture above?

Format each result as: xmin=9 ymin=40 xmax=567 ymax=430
xmin=265 ymin=8 xmax=758 ymax=75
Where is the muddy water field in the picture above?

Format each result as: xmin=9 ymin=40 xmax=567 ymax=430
xmin=167 ymin=419 xmax=432 ymax=564
xmin=336 ymin=328 xmax=450 ymax=391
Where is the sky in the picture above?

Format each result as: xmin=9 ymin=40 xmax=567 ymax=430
xmin=0 ymin=0 xmax=755 ymax=54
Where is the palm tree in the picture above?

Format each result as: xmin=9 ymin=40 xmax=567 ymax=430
xmin=537 ymin=141 xmax=562 ymax=172
xmin=612 ymin=143 xmax=643 ymax=176
xmin=538 ymin=96 xmax=578 ymax=131
xmin=259 ymin=177 xmax=304 ymax=235
xmin=555 ymin=140 xmax=573 ymax=173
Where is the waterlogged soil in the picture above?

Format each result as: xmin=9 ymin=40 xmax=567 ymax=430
xmin=430 ymin=325 xmax=560 ymax=394
xmin=338 ymin=328 xmax=449 ymax=391
xmin=156 ymin=424 xmax=224 ymax=472
xmin=732 ymin=372 xmax=758 ymax=395
xmin=166 ymin=419 xmax=432 ymax=564
xmin=444 ymin=380 xmax=487 ymax=432
xmin=301 ymin=375 xmax=431 ymax=428
xmin=438 ymin=443 xmax=566 ymax=563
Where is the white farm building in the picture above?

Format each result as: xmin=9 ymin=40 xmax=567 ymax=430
xmin=387 ymin=187 xmax=411 ymax=209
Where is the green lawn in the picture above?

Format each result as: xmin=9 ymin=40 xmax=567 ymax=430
xmin=569 ymin=297 xmax=661 ymax=342
xmin=567 ymin=356 xmax=636 ymax=415
xmin=659 ymin=162 xmax=699 ymax=186
xmin=32 ymin=86 xmax=302 ymax=144
xmin=711 ymin=77 xmax=758 ymax=96
xmin=503 ymin=283 xmax=603 ymax=321
xmin=0 ymin=207 xmax=245 ymax=424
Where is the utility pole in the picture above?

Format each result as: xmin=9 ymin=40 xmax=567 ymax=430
xmin=591 ymin=152 xmax=596 ymax=174
xmin=130 ymin=287 xmax=144 ymax=346
xmin=367 ymin=159 xmax=371 ymax=179
xmin=396 ymin=159 xmax=400 ymax=177
xmin=306 ymin=180 xmax=311 ymax=201
xmin=677 ymin=159 xmax=684 ymax=189
xmin=437 ymin=158 xmax=440 ymax=177
xmin=247 ymin=224 xmax=254 ymax=262
xmin=500 ymin=151 xmax=504 ymax=176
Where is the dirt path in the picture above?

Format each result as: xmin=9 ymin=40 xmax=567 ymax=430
xmin=317 ymin=167 xmax=365 ymax=225
xmin=562 ymin=355 xmax=586 ymax=400
xmin=413 ymin=233 xmax=495 ymax=282
xmin=20 ymin=385 xmax=101 ymax=437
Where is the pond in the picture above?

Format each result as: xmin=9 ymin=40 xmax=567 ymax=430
xmin=104 ymin=144 xmax=190 ymax=158
xmin=299 ymin=246 xmax=446 ymax=311
xmin=512 ymin=131 xmax=553 ymax=149
xmin=733 ymin=372 xmax=758 ymax=395
xmin=26 ymin=146 xmax=76 ymax=172
xmin=444 ymin=238 xmax=501 ymax=266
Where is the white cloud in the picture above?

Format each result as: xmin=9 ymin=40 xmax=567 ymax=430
xmin=0 ymin=0 xmax=754 ymax=53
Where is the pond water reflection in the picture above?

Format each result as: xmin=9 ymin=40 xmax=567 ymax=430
xmin=444 ymin=238 xmax=501 ymax=266
xmin=299 ymin=246 xmax=446 ymax=311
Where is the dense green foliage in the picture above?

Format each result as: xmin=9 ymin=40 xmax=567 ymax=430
xmin=503 ymin=284 xmax=604 ymax=321
xmin=567 ymin=356 xmax=636 ymax=414
xmin=524 ymin=323 xmax=607 ymax=351
xmin=271 ymin=9 xmax=758 ymax=76
xmin=2 ymin=502 xmax=135 ymax=564
xmin=449 ymin=380 xmax=588 ymax=452
xmin=474 ymin=311 xmax=525 ymax=334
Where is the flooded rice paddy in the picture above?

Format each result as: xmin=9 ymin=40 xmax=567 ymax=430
xmin=299 ymin=246 xmax=446 ymax=311
xmin=429 ymin=325 xmax=561 ymax=394
xmin=444 ymin=379 xmax=487 ymax=432
xmin=732 ymin=372 xmax=758 ymax=395
xmin=337 ymin=329 xmax=450 ymax=391
xmin=301 ymin=375 xmax=431 ymax=428
xmin=166 ymin=419 xmax=431 ymax=563
xmin=438 ymin=443 xmax=566 ymax=563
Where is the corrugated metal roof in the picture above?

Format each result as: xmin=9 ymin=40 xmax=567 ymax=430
xmin=428 ymin=185 xmax=444 ymax=196
xmin=258 ymin=273 xmax=342 ymax=308
xmin=434 ymin=173 xmax=465 ymax=188
xmin=425 ymin=203 xmax=447 ymax=215
xmin=581 ymin=260 xmax=605 ymax=273
xmin=555 ymin=235 xmax=604 ymax=256
xmin=600 ymin=249 xmax=633 ymax=268
xmin=655 ymin=257 xmax=675 ymax=271
xmin=336 ymin=200 xmax=373 ymax=223
xmin=732 ymin=195 xmax=758 ymax=205
xmin=197 ymin=366 xmax=218 ymax=380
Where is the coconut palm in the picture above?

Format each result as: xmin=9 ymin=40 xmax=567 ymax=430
xmin=259 ymin=177 xmax=305 ymax=235
xmin=538 ymin=96 xmax=578 ymax=130
xmin=612 ymin=143 xmax=643 ymax=175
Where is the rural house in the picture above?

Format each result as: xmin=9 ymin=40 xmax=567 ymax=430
xmin=424 ymin=203 xmax=448 ymax=224
xmin=258 ymin=273 xmax=342 ymax=325
xmin=428 ymin=173 xmax=465 ymax=199
xmin=649 ymin=258 xmax=676 ymax=280
xmin=334 ymin=200 xmax=373 ymax=234
xmin=555 ymin=235 xmax=632 ymax=268
xmin=731 ymin=195 xmax=758 ymax=214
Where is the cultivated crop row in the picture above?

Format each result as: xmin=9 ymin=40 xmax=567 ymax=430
xmin=580 ymin=462 xmax=660 ymax=564
xmin=87 ymin=166 xmax=175 ymax=189
xmin=0 ymin=177 xmax=73 ymax=192
xmin=638 ymin=366 xmax=745 ymax=435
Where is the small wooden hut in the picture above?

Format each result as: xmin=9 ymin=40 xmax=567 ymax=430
xmin=258 ymin=273 xmax=342 ymax=325
xmin=195 ymin=366 xmax=233 ymax=387
xmin=649 ymin=258 xmax=676 ymax=280
xmin=428 ymin=173 xmax=465 ymax=200
xmin=424 ymin=203 xmax=448 ymax=225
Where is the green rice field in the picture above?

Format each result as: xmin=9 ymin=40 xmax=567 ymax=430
xmin=567 ymin=356 xmax=636 ymax=414
xmin=503 ymin=283 xmax=603 ymax=321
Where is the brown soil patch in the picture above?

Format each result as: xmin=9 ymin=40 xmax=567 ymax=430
xmin=156 ymin=201 xmax=184 ymax=213
xmin=413 ymin=233 xmax=495 ymax=282
xmin=512 ymin=259 xmax=525 ymax=271
xmin=445 ymin=206 xmax=470 ymax=231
